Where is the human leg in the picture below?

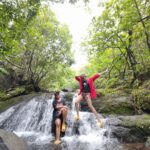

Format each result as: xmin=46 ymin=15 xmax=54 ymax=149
xmin=61 ymin=108 xmax=68 ymax=132
xmin=75 ymin=94 xmax=82 ymax=120
xmin=54 ymin=119 xmax=61 ymax=144
xmin=86 ymin=96 xmax=103 ymax=128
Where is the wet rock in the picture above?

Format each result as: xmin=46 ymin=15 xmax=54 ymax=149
xmin=108 ymin=114 xmax=150 ymax=143
xmin=93 ymin=93 xmax=134 ymax=115
xmin=122 ymin=143 xmax=149 ymax=150
xmin=0 ymin=129 xmax=28 ymax=150
xmin=63 ymin=92 xmax=74 ymax=102
xmin=0 ymin=137 xmax=9 ymax=150
xmin=131 ymin=88 xmax=150 ymax=114
xmin=0 ymin=91 xmax=53 ymax=113
xmin=145 ymin=137 xmax=150 ymax=149
xmin=0 ymin=86 xmax=26 ymax=101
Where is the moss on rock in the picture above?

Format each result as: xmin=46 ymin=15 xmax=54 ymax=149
xmin=93 ymin=89 xmax=134 ymax=115
xmin=0 ymin=92 xmax=41 ymax=113
xmin=145 ymin=136 xmax=150 ymax=148
xmin=131 ymin=88 xmax=150 ymax=114
xmin=118 ymin=114 xmax=150 ymax=140
xmin=0 ymin=86 xmax=26 ymax=101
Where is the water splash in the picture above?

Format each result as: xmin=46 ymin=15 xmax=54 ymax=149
xmin=0 ymin=94 xmax=122 ymax=150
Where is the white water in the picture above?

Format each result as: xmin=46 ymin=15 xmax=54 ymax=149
xmin=0 ymin=94 xmax=122 ymax=150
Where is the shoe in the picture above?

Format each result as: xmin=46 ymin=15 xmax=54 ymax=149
xmin=54 ymin=140 xmax=61 ymax=145
xmin=97 ymin=119 xmax=103 ymax=128
xmin=61 ymin=123 xmax=66 ymax=132
xmin=75 ymin=115 xmax=80 ymax=121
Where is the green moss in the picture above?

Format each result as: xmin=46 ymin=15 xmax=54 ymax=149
xmin=0 ymin=86 xmax=26 ymax=101
xmin=131 ymin=88 xmax=150 ymax=114
xmin=101 ymin=103 xmax=134 ymax=115
xmin=121 ymin=115 xmax=150 ymax=130
xmin=0 ymin=90 xmax=6 ymax=98
xmin=0 ymin=100 xmax=18 ymax=112
xmin=0 ymin=92 xmax=40 ymax=112
xmin=119 ymin=115 xmax=150 ymax=138
xmin=96 ymin=88 xmax=130 ymax=97
xmin=146 ymin=136 xmax=150 ymax=148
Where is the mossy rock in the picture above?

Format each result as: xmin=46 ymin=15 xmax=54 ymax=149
xmin=131 ymin=88 xmax=150 ymax=113
xmin=111 ymin=114 xmax=150 ymax=143
xmin=145 ymin=136 xmax=150 ymax=148
xmin=0 ymin=93 xmax=41 ymax=113
xmin=0 ymin=86 xmax=26 ymax=101
xmin=93 ymin=89 xmax=134 ymax=115
xmin=118 ymin=114 xmax=150 ymax=141
xmin=96 ymin=88 xmax=131 ymax=97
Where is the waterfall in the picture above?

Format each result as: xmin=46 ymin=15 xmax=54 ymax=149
xmin=0 ymin=94 xmax=122 ymax=150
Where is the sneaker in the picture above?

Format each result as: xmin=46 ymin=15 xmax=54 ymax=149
xmin=61 ymin=123 xmax=66 ymax=132
xmin=54 ymin=140 xmax=61 ymax=145
xmin=97 ymin=119 xmax=103 ymax=128
xmin=75 ymin=115 xmax=80 ymax=121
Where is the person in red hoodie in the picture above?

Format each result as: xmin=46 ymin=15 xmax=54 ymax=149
xmin=74 ymin=69 xmax=108 ymax=128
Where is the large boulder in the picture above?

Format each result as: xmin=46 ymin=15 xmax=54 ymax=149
xmin=145 ymin=137 xmax=150 ymax=149
xmin=0 ymin=129 xmax=28 ymax=150
xmin=107 ymin=114 xmax=150 ymax=143
xmin=0 ymin=86 xmax=26 ymax=101
xmin=131 ymin=88 xmax=150 ymax=114
xmin=0 ymin=92 xmax=52 ymax=113
xmin=80 ymin=89 xmax=135 ymax=115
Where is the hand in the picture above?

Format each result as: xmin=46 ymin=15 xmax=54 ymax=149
xmin=105 ymin=68 xmax=109 ymax=73
xmin=99 ymin=68 xmax=109 ymax=75
xmin=63 ymin=106 xmax=68 ymax=109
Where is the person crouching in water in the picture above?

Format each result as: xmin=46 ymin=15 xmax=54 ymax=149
xmin=51 ymin=91 xmax=68 ymax=145
xmin=74 ymin=69 xmax=108 ymax=128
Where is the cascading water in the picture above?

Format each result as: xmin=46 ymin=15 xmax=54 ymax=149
xmin=0 ymin=94 xmax=122 ymax=150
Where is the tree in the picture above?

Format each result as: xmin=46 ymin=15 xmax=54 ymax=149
xmin=0 ymin=2 xmax=74 ymax=90
xmin=0 ymin=0 xmax=40 ymax=55
xmin=83 ymin=0 xmax=150 ymax=87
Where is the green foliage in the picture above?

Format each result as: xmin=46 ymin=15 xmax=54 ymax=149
xmin=0 ymin=67 xmax=9 ymax=75
xmin=0 ymin=0 xmax=40 ymax=55
xmin=131 ymin=87 xmax=150 ymax=114
xmin=0 ymin=86 xmax=26 ymax=101
xmin=0 ymin=1 xmax=74 ymax=90
xmin=83 ymin=0 xmax=150 ymax=87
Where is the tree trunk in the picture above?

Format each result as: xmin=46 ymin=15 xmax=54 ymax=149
xmin=126 ymin=30 xmax=138 ymax=84
xmin=133 ymin=0 xmax=150 ymax=52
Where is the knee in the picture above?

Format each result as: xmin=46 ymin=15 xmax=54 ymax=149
xmin=55 ymin=120 xmax=61 ymax=127
xmin=75 ymin=99 xmax=80 ymax=105
xmin=62 ymin=108 xmax=67 ymax=113
xmin=88 ymin=103 xmax=93 ymax=109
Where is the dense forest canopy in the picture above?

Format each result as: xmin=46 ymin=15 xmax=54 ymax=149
xmin=83 ymin=0 xmax=150 ymax=88
xmin=0 ymin=0 xmax=150 ymax=91
xmin=0 ymin=0 xmax=74 ymax=90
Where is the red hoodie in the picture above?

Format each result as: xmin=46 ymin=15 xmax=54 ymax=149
xmin=75 ymin=73 xmax=100 ymax=99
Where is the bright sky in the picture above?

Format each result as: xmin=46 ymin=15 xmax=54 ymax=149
xmin=51 ymin=1 xmax=105 ymax=71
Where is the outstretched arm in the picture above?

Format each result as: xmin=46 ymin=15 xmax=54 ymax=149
xmin=98 ymin=69 xmax=109 ymax=76
xmin=91 ymin=69 xmax=109 ymax=81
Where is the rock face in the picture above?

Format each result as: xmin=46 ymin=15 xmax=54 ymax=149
xmin=79 ymin=94 xmax=135 ymax=115
xmin=64 ymin=88 xmax=150 ymax=115
xmin=0 ymin=129 xmax=28 ymax=150
xmin=145 ymin=137 xmax=150 ymax=149
xmin=106 ymin=114 xmax=150 ymax=143
xmin=0 ymin=92 xmax=43 ymax=113
xmin=122 ymin=143 xmax=149 ymax=150
xmin=94 ymin=94 xmax=134 ymax=115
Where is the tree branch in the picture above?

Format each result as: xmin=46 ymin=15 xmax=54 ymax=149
xmin=4 ymin=55 xmax=24 ymax=69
